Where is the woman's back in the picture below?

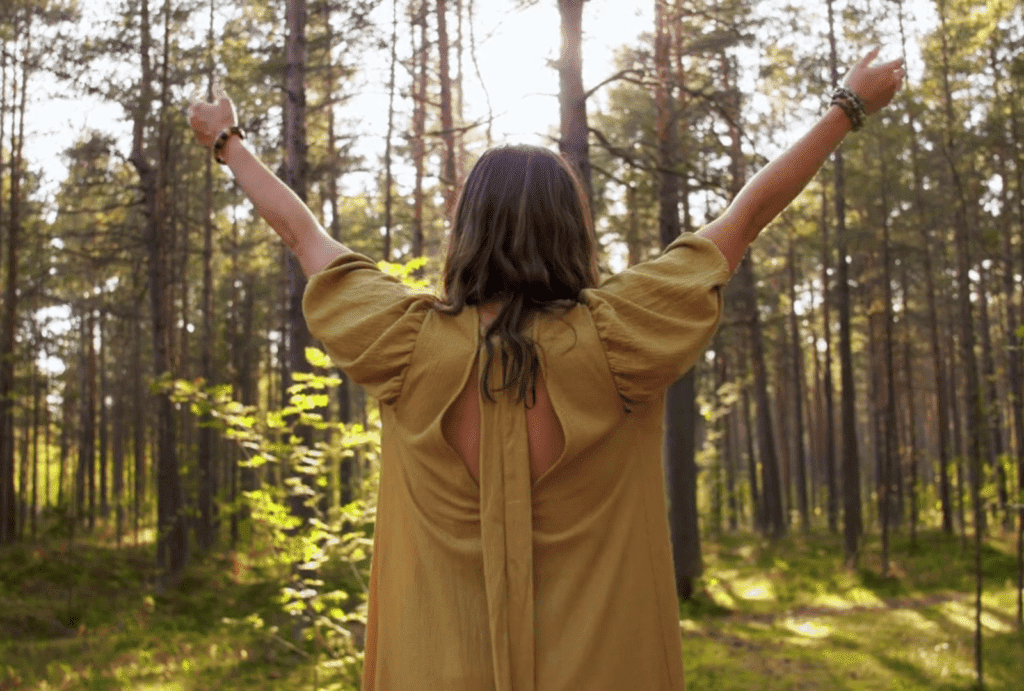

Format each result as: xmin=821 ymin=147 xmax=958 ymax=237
xmin=442 ymin=305 xmax=565 ymax=485
xmin=303 ymin=233 xmax=729 ymax=690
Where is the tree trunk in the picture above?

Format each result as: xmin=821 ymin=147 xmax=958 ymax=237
xmin=664 ymin=374 xmax=702 ymax=599
xmin=819 ymin=186 xmax=839 ymax=534
xmin=898 ymin=259 xmax=920 ymax=548
xmin=0 ymin=13 xmax=25 ymax=545
xmin=826 ymin=0 xmax=862 ymax=564
xmin=83 ymin=308 xmax=96 ymax=532
xmin=741 ymin=383 xmax=761 ymax=531
xmin=131 ymin=290 xmax=146 ymax=543
xmin=436 ymin=0 xmax=457 ymax=218
xmin=284 ymin=0 xmax=316 ymax=523
xmin=654 ymin=0 xmax=701 ymax=598
xmin=130 ymin=0 xmax=186 ymax=579
xmin=937 ymin=4 xmax=985 ymax=682
xmin=737 ymin=257 xmax=786 ymax=538
xmin=977 ymin=264 xmax=1008 ymax=528
xmin=1002 ymin=32 xmax=1024 ymax=632
xmin=878 ymin=136 xmax=900 ymax=577
xmin=557 ymin=0 xmax=592 ymax=207
xmin=382 ymin=0 xmax=399 ymax=261
xmin=196 ymin=0 xmax=218 ymax=554
xmin=788 ymin=237 xmax=810 ymax=532
xmin=112 ymin=325 xmax=125 ymax=545
xmin=896 ymin=2 xmax=954 ymax=537
xmin=411 ymin=2 xmax=428 ymax=262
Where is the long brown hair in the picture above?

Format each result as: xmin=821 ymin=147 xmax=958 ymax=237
xmin=434 ymin=145 xmax=599 ymax=406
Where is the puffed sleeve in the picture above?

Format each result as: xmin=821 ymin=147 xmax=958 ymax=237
xmin=302 ymin=252 xmax=435 ymax=405
xmin=585 ymin=233 xmax=731 ymax=407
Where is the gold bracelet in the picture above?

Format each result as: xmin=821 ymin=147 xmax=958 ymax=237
xmin=213 ymin=126 xmax=244 ymax=164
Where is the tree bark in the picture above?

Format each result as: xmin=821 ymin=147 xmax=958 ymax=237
xmin=382 ymin=0 xmax=399 ymax=261
xmin=196 ymin=0 xmax=218 ymax=554
xmin=411 ymin=1 xmax=428 ymax=262
xmin=130 ymin=0 xmax=186 ymax=578
xmin=897 ymin=7 xmax=954 ymax=532
xmin=937 ymin=3 xmax=985 ymax=682
xmin=557 ymin=0 xmax=592 ymax=207
xmin=436 ymin=0 xmax=457 ymax=218
xmin=826 ymin=0 xmax=862 ymax=564
xmin=819 ymin=186 xmax=839 ymax=534
xmin=0 ymin=14 xmax=25 ymax=545
xmin=877 ymin=136 xmax=900 ymax=577
xmin=654 ymin=0 xmax=702 ymax=598
xmin=788 ymin=237 xmax=810 ymax=532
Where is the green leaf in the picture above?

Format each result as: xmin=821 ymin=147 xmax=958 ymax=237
xmin=306 ymin=347 xmax=333 ymax=369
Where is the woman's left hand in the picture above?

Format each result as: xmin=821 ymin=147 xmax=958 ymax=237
xmin=187 ymin=87 xmax=238 ymax=148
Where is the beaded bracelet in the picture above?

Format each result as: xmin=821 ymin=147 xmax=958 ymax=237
xmin=830 ymin=87 xmax=867 ymax=131
xmin=213 ymin=126 xmax=245 ymax=164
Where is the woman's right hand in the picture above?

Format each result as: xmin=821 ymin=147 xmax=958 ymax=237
xmin=843 ymin=48 xmax=905 ymax=116
xmin=187 ymin=87 xmax=238 ymax=149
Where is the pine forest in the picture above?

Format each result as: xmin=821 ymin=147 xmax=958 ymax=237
xmin=0 ymin=0 xmax=1023 ymax=688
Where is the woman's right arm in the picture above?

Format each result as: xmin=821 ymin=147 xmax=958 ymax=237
xmin=697 ymin=48 xmax=905 ymax=272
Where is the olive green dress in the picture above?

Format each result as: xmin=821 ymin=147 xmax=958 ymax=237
xmin=303 ymin=234 xmax=730 ymax=691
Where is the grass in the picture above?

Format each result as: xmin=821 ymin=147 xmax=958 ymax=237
xmin=0 ymin=537 xmax=360 ymax=690
xmin=1 ymin=529 xmax=1021 ymax=689
xmin=680 ymin=530 xmax=1024 ymax=690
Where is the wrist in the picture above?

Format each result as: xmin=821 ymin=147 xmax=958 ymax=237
xmin=214 ymin=125 xmax=244 ymax=164
xmin=219 ymin=132 xmax=245 ymax=165
xmin=826 ymin=104 xmax=855 ymax=135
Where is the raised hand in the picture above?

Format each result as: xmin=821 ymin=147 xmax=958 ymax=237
xmin=843 ymin=48 xmax=905 ymax=116
xmin=187 ymin=87 xmax=238 ymax=149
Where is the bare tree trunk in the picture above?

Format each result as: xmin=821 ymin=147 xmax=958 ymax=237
xmin=382 ymin=0 xmax=399 ymax=261
xmin=436 ymin=0 xmax=457 ymax=218
xmin=655 ymin=0 xmax=701 ymax=599
xmin=98 ymin=311 xmax=109 ymax=523
xmin=877 ymin=136 xmax=900 ymax=577
xmin=819 ymin=186 xmax=839 ymax=534
xmin=938 ymin=4 xmax=985 ymax=682
xmin=977 ymin=264 xmax=1008 ymax=527
xmin=131 ymin=289 xmax=146 ymax=543
xmin=1003 ymin=33 xmax=1024 ymax=632
xmin=113 ymin=325 xmax=125 ymax=545
xmin=319 ymin=0 xmax=356 ymax=512
xmin=196 ymin=0 xmax=218 ymax=554
xmin=83 ymin=308 xmax=96 ymax=532
xmin=557 ymin=0 xmax=592 ymax=207
xmin=0 ymin=14 xmax=25 ymax=544
xmin=896 ymin=4 xmax=954 ymax=537
xmin=788 ymin=236 xmax=810 ymax=532
xmin=827 ymin=0 xmax=862 ymax=564
xmin=30 ymin=362 xmax=39 ymax=540
xmin=411 ymin=2 xmax=428 ymax=261
xmin=284 ymin=0 xmax=316 ymax=525
xmin=898 ymin=259 xmax=920 ymax=548
xmin=130 ymin=0 xmax=186 ymax=578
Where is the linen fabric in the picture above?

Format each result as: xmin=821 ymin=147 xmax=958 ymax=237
xmin=303 ymin=233 xmax=730 ymax=691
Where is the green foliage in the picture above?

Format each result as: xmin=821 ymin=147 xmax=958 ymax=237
xmin=162 ymin=347 xmax=380 ymax=685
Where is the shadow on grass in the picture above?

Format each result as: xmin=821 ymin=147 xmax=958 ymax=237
xmin=0 ymin=540 xmax=342 ymax=690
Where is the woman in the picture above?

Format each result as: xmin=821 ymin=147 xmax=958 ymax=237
xmin=189 ymin=48 xmax=903 ymax=691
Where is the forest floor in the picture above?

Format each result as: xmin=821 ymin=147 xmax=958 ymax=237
xmin=0 ymin=528 xmax=1022 ymax=690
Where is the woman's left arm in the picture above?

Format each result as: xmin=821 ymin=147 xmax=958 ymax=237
xmin=188 ymin=92 xmax=350 ymax=276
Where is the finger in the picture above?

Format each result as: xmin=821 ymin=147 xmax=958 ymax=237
xmin=858 ymin=47 xmax=881 ymax=67
xmin=877 ymin=57 xmax=904 ymax=72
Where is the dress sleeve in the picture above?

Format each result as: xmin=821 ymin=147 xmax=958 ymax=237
xmin=302 ymin=252 xmax=435 ymax=405
xmin=585 ymin=233 xmax=731 ymax=407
